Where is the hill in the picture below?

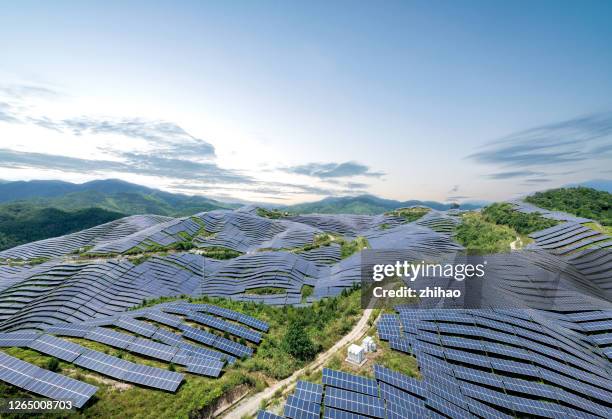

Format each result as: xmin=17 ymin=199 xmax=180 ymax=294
xmin=0 ymin=179 xmax=238 ymax=216
xmin=0 ymin=204 xmax=124 ymax=251
xmin=525 ymin=187 xmax=612 ymax=226
xmin=570 ymin=179 xmax=612 ymax=193
xmin=280 ymin=194 xmax=483 ymax=214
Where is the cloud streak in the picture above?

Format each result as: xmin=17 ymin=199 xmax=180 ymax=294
xmin=468 ymin=113 xmax=612 ymax=169
xmin=281 ymin=161 xmax=384 ymax=179
xmin=0 ymin=148 xmax=250 ymax=184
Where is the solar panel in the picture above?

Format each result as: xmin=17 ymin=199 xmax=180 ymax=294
xmin=0 ymin=351 xmax=97 ymax=408
xmin=373 ymin=364 xmax=425 ymax=398
xmin=283 ymin=394 xmax=321 ymax=419
xmin=322 ymin=368 xmax=378 ymax=396
xmin=115 ymin=317 xmax=158 ymax=337
xmin=181 ymin=325 xmax=217 ymax=346
xmin=184 ymin=357 xmax=224 ymax=377
xmin=0 ymin=350 xmax=43 ymax=387
xmin=144 ymin=310 xmax=182 ymax=328
xmin=85 ymin=328 xmax=136 ymax=349
xmin=237 ymin=313 xmax=269 ymax=332
xmin=45 ymin=323 xmax=93 ymax=337
xmin=126 ymin=337 xmax=178 ymax=362
xmin=26 ymin=369 xmax=98 ymax=408
xmin=122 ymin=363 xmax=183 ymax=392
xmin=388 ymin=337 xmax=411 ymax=354
xmin=257 ymin=411 xmax=284 ymax=419
xmin=28 ymin=334 xmax=86 ymax=362
xmin=73 ymin=349 xmax=132 ymax=380
xmin=151 ymin=328 xmax=183 ymax=346
xmin=386 ymin=399 xmax=427 ymax=418
xmin=0 ymin=332 xmax=40 ymax=347
xmin=324 ymin=387 xmax=384 ymax=418
xmin=293 ymin=380 xmax=323 ymax=404
xmin=323 ymin=406 xmax=369 ymax=419
xmin=212 ymin=336 xmax=253 ymax=358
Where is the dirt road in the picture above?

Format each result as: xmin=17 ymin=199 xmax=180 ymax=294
xmin=222 ymin=307 xmax=374 ymax=418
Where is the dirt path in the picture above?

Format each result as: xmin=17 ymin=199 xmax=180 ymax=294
xmin=222 ymin=307 xmax=374 ymax=418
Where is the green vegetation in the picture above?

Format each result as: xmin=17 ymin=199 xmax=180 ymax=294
xmin=46 ymin=357 xmax=60 ymax=372
xmin=0 ymin=179 xmax=238 ymax=217
xmin=197 ymin=246 xmax=242 ymax=260
xmin=584 ymin=222 xmax=612 ymax=236
xmin=281 ymin=195 xmax=482 ymax=215
xmin=526 ymin=187 xmax=612 ymax=226
xmin=340 ymin=236 xmax=369 ymax=258
xmin=282 ymin=320 xmax=317 ymax=361
xmin=481 ymin=202 xmax=558 ymax=235
xmin=244 ymin=287 xmax=286 ymax=295
xmin=301 ymin=285 xmax=314 ymax=302
xmin=291 ymin=233 xmax=368 ymax=259
xmin=384 ymin=207 xmax=430 ymax=223
xmin=256 ymin=207 xmax=292 ymax=219
xmin=455 ymin=212 xmax=516 ymax=253
xmin=0 ymin=204 xmax=124 ymax=251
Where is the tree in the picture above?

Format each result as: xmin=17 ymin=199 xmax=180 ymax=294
xmin=46 ymin=357 xmax=60 ymax=372
xmin=282 ymin=321 xmax=316 ymax=361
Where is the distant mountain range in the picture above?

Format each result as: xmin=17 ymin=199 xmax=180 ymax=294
xmin=279 ymin=194 xmax=484 ymax=215
xmin=571 ymin=179 xmax=612 ymax=193
xmin=0 ymin=179 xmax=238 ymax=216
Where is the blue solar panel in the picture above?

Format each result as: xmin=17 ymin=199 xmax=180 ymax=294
xmin=323 ymin=406 xmax=369 ymax=419
xmin=324 ymin=387 xmax=384 ymax=418
xmin=0 ymin=352 xmax=98 ymax=408
xmin=322 ymin=368 xmax=378 ymax=396
xmin=185 ymin=358 xmax=224 ymax=377
xmin=283 ymin=394 xmax=321 ymax=419
xmin=294 ymin=380 xmax=323 ymax=404
xmin=257 ymin=411 xmax=284 ymax=419
xmin=28 ymin=334 xmax=85 ymax=362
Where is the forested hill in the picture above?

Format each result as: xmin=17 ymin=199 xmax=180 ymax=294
xmin=0 ymin=179 xmax=238 ymax=216
xmin=526 ymin=187 xmax=612 ymax=226
xmin=281 ymin=194 xmax=482 ymax=215
xmin=0 ymin=205 xmax=124 ymax=251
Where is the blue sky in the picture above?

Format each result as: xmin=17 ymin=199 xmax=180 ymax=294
xmin=0 ymin=1 xmax=611 ymax=203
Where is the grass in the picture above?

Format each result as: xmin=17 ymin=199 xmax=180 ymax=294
xmin=301 ymin=285 xmax=314 ymax=302
xmin=584 ymin=221 xmax=612 ymax=236
xmin=481 ymin=202 xmax=557 ymax=235
xmin=244 ymin=287 xmax=286 ymax=295
xmin=455 ymin=212 xmax=516 ymax=254
xmin=256 ymin=208 xmax=293 ymax=219
xmin=385 ymin=207 xmax=430 ymax=223
xmin=292 ymin=233 xmax=369 ymax=259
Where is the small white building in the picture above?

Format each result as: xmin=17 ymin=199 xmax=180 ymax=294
xmin=362 ymin=336 xmax=377 ymax=353
xmin=346 ymin=343 xmax=365 ymax=365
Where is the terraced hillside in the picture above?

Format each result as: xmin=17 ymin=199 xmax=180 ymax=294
xmin=256 ymin=202 xmax=612 ymax=419
xmin=0 ymin=200 xmax=611 ymax=418
xmin=0 ymin=206 xmax=458 ymax=326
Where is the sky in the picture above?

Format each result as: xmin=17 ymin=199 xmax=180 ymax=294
xmin=0 ymin=0 xmax=611 ymax=204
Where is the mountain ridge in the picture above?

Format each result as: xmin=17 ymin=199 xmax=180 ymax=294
xmin=279 ymin=194 xmax=484 ymax=214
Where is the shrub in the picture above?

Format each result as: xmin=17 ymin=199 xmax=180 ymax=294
xmin=282 ymin=321 xmax=317 ymax=361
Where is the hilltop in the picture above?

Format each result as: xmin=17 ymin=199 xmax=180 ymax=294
xmin=280 ymin=194 xmax=483 ymax=215
xmin=0 ymin=179 xmax=238 ymax=216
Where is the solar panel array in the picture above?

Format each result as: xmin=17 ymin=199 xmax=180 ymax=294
xmin=0 ymin=350 xmax=97 ymax=407
xmin=373 ymin=307 xmax=612 ymax=417
xmin=0 ymin=299 xmax=268 ymax=401
xmin=256 ymin=203 xmax=611 ymax=419
xmin=0 ymin=205 xmax=465 ymax=324
xmin=0 ymin=214 xmax=171 ymax=261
